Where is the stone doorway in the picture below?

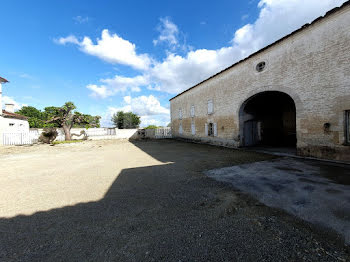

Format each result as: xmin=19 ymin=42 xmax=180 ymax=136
xmin=240 ymin=91 xmax=297 ymax=149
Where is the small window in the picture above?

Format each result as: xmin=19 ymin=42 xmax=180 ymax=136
xmin=190 ymin=105 xmax=195 ymax=117
xmin=345 ymin=110 xmax=350 ymax=144
xmin=9 ymin=123 xmax=15 ymax=126
xmin=256 ymin=61 xmax=266 ymax=72
xmin=179 ymin=109 xmax=182 ymax=119
xmin=208 ymin=99 xmax=213 ymax=115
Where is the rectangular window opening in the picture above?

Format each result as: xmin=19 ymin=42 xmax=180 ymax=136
xmin=208 ymin=123 xmax=214 ymax=136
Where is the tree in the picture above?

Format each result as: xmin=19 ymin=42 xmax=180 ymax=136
xmin=16 ymin=104 xmax=101 ymax=129
xmin=46 ymin=102 xmax=100 ymax=140
xmin=111 ymin=111 xmax=141 ymax=129
xmin=16 ymin=106 xmax=44 ymax=128
xmin=144 ymin=125 xmax=158 ymax=129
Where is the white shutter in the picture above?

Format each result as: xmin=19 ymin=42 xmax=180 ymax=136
xmin=179 ymin=123 xmax=183 ymax=134
xmin=191 ymin=122 xmax=195 ymax=135
xmin=205 ymin=123 xmax=208 ymax=136
xmin=179 ymin=109 xmax=182 ymax=119
xmin=208 ymin=100 xmax=213 ymax=114
xmin=191 ymin=105 xmax=195 ymax=117
xmin=214 ymin=123 xmax=217 ymax=137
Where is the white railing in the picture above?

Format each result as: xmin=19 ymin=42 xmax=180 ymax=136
xmin=2 ymin=131 xmax=39 ymax=145
xmin=155 ymin=127 xmax=172 ymax=139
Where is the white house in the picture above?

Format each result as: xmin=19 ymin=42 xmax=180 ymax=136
xmin=0 ymin=77 xmax=30 ymax=145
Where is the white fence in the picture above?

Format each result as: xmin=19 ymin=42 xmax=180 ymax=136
xmin=2 ymin=131 xmax=39 ymax=145
xmin=1 ymin=127 xmax=172 ymax=145
xmin=155 ymin=127 xmax=172 ymax=139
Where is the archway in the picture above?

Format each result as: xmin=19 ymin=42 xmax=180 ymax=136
xmin=239 ymin=91 xmax=296 ymax=148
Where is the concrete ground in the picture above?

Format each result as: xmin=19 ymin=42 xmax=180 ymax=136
xmin=0 ymin=140 xmax=349 ymax=261
xmin=206 ymin=157 xmax=350 ymax=245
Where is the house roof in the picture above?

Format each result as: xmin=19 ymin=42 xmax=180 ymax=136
xmin=2 ymin=110 xmax=28 ymax=120
xmin=169 ymin=0 xmax=350 ymax=101
xmin=0 ymin=77 xmax=9 ymax=83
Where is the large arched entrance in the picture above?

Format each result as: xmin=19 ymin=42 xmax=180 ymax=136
xmin=239 ymin=91 xmax=296 ymax=149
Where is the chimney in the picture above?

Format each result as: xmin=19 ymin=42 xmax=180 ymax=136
xmin=5 ymin=104 xmax=14 ymax=113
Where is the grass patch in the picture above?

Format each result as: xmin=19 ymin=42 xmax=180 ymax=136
xmin=52 ymin=140 xmax=85 ymax=145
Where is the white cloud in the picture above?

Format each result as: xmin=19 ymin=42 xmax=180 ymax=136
xmin=55 ymin=35 xmax=80 ymax=45
xmin=153 ymin=17 xmax=179 ymax=48
xmin=56 ymin=30 xmax=151 ymax=70
xmin=87 ymin=75 xmax=147 ymax=98
xmin=100 ymin=95 xmax=170 ymax=127
xmin=2 ymin=96 xmax=26 ymax=111
xmin=73 ymin=16 xmax=89 ymax=24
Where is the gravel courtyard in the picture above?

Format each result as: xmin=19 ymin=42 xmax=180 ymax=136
xmin=0 ymin=140 xmax=349 ymax=261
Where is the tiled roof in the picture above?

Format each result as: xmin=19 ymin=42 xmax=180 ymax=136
xmin=169 ymin=0 xmax=350 ymax=101
xmin=1 ymin=110 xmax=28 ymax=120
xmin=0 ymin=77 xmax=9 ymax=83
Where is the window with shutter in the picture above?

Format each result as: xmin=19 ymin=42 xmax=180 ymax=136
xmin=191 ymin=121 xmax=195 ymax=135
xmin=214 ymin=123 xmax=217 ymax=137
xmin=208 ymin=100 xmax=213 ymax=115
xmin=205 ymin=123 xmax=208 ymax=136
xmin=179 ymin=109 xmax=182 ymax=119
xmin=191 ymin=105 xmax=195 ymax=117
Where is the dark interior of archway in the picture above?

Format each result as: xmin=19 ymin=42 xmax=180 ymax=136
xmin=243 ymin=92 xmax=296 ymax=147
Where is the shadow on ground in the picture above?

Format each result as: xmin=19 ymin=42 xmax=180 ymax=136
xmin=0 ymin=140 xmax=349 ymax=261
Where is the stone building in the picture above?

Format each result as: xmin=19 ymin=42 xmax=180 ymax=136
xmin=170 ymin=2 xmax=350 ymax=162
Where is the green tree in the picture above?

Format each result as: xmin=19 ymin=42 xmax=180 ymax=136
xmin=16 ymin=106 xmax=42 ymax=118
xmin=46 ymin=102 xmax=100 ymax=140
xmin=111 ymin=111 xmax=141 ymax=129
xmin=144 ymin=125 xmax=158 ymax=129
xmin=16 ymin=106 xmax=43 ymax=128
xmin=16 ymin=104 xmax=101 ymax=129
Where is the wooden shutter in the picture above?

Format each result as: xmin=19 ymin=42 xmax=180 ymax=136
xmin=205 ymin=123 xmax=208 ymax=136
xmin=214 ymin=123 xmax=217 ymax=137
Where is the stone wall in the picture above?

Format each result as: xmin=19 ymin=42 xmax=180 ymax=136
xmin=170 ymin=5 xmax=350 ymax=162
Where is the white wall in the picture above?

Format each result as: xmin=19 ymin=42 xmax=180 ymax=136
xmin=0 ymin=117 xmax=29 ymax=132
xmin=0 ymin=116 xmax=30 ymax=145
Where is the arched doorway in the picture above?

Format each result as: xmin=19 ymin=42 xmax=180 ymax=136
xmin=239 ymin=91 xmax=296 ymax=148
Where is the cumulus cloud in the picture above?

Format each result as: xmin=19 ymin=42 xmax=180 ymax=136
xmin=56 ymin=30 xmax=151 ymax=70
xmin=87 ymin=75 xmax=147 ymax=98
xmin=101 ymin=95 xmax=170 ymax=127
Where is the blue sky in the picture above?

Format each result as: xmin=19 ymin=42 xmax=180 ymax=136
xmin=0 ymin=0 xmax=346 ymax=126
